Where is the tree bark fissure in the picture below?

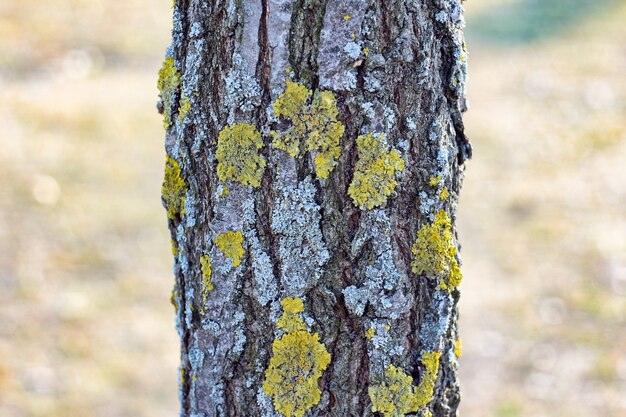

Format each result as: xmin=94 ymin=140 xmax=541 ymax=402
xmin=161 ymin=0 xmax=470 ymax=416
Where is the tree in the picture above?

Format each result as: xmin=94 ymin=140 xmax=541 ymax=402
xmin=158 ymin=1 xmax=471 ymax=416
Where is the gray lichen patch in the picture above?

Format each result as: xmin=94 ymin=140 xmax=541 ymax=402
xmin=239 ymin=2 xmax=262 ymax=75
xmin=417 ymin=115 xmax=458 ymax=220
xmin=343 ymin=210 xmax=412 ymax=319
xmin=257 ymin=386 xmax=281 ymax=417
xmin=318 ymin=0 xmax=370 ymax=91
xmin=247 ymin=231 xmax=278 ymax=306
xmin=419 ymin=290 xmax=454 ymax=353
xmin=365 ymin=318 xmax=406 ymax=373
xmin=271 ymin=176 xmax=329 ymax=296
xmin=177 ymin=34 xmax=218 ymax=155
xmin=223 ymin=53 xmax=262 ymax=125
xmin=213 ymin=178 xmax=256 ymax=229
xmin=183 ymin=180 xmax=259 ymax=409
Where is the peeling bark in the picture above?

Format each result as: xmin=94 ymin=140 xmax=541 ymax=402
xmin=160 ymin=1 xmax=470 ymax=416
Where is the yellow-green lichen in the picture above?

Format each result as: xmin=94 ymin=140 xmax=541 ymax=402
xmin=263 ymin=297 xmax=331 ymax=417
xmin=428 ymin=175 xmax=441 ymax=187
xmin=157 ymin=57 xmax=182 ymax=130
xmin=348 ymin=133 xmax=405 ymax=210
xmin=365 ymin=327 xmax=376 ymax=340
xmin=272 ymin=80 xmax=310 ymax=157
xmin=276 ymin=297 xmax=307 ymax=333
xmin=162 ymin=156 xmax=187 ymax=220
xmin=171 ymin=239 xmax=178 ymax=256
xmin=271 ymin=79 xmax=345 ymax=179
xmin=216 ymin=123 xmax=266 ymax=187
xmin=369 ymin=364 xmax=415 ymax=417
xmin=368 ymin=351 xmax=441 ymax=417
xmin=178 ymin=93 xmax=191 ymax=122
xmin=439 ymin=187 xmax=449 ymax=201
xmin=411 ymin=210 xmax=462 ymax=290
xmin=454 ymin=339 xmax=462 ymax=358
xmin=413 ymin=352 xmax=441 ymax=409
xmin=200 ymin=254 xmax=213 ymax=311
xmin=215 ymin=230 xmax=245 ymax=267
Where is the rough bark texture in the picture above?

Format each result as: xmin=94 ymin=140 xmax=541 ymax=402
xmin=159 ymin=1 xmax=470 ymax=416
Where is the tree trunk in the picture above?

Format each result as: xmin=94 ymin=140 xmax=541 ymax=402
xmin=159 ymin=1 xmax=470 ymax=416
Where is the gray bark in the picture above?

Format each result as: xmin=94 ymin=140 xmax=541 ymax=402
xmin=160 ymin=0 xmax=470 ymax=416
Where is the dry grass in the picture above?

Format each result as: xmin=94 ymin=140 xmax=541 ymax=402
xmin=0 ymin=0 xmax=624 ymax=416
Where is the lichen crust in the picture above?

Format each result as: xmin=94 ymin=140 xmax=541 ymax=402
xmin=216 ymin=123 xmax=267 ymax=187
xmin=178 ymin=93 xmax=191 ymax=122
xmin=368 ymin=351 xmax=441 ymax=417
xmin=215 ymin=230 xmax=245 ymax=268
xmin=162 ymin=155 xmax=187 ymax=220
xmin=200 ymin=254 xmax=213 ymax=312
xmin=157 ymin=57 xmax=182 ymax=129
xmin=276 ymin=297 xmax=307 ymax=333
xmin=263 ymin=297 xmax=331 ymax=417
xmin=348 ymin=133 xmax=405 ymax=210
xmin=271 ymin=79 xmax=345 ymax=179
xmin=411 ymin=210 xmax=462 ymax=290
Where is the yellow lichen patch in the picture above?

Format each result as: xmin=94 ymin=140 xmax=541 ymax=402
xmin=343 ymin=14 xmax=351 ymax=21
xmin=276 ymin=297 xmax=307 ymax=333
xmin=271 ymin=79 xmax=345 ymax=179
xmin=429 ymin=175 xmax=441 ymax=186
xmin=369 ymin=364 xmax=416 ymax=417
xmin=365 ymin=327 xmax=376 ymax=340
xmin=412 ymin=351 xmax=441 ymax=409
xmin=368 ymin=352 xmax=441 ymax=417
xmin=308 ymin=91 xmax=344 ymax=179
xmin=264 ymin=297 xmax=332 ymax=417
xmin=454 ymin=339 xmax=462 ymax=358
xmin=216 ymin=123 xmax=266 ymax=187
xmin=272 ymin=80 xmax=311 ymax=157
xmin=348 ymin=133 xmax=405 ymax=210
xmin=439 ymin=187 xmax=449 ymax=201
xmin=162 ymin=156 xmax=187 ymax=220
xmin=171 ymin=239 xmax=178 ymax=256
xmin=215 ymin=231 xmax=245 ymax=267
xmin=157 ymin=57 xmax=182 ymax=130
xmin=411 ymin=210 xmax=462 ymax=290
xmin=263 ymin=330 xmax=331 ymax=417
xmin=281 ymin=296 xmax=304 ymax=314
xmin=200 ymin=254 xmax=213 ymax=312
xmin=178 ymin=93 xmax=191 ymax=122
xmin=219 ymin=185 xmax=230 ymax=198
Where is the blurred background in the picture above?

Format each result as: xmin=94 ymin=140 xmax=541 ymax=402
xmin=0 ymin=0 xmax=624 ymax=416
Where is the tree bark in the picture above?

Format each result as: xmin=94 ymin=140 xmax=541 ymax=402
xmin=159 ymin=1 xmax=470 ymax=416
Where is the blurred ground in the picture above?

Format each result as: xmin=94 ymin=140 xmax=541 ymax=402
xmin=0 ymin=1 xmax=624 ymax=416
